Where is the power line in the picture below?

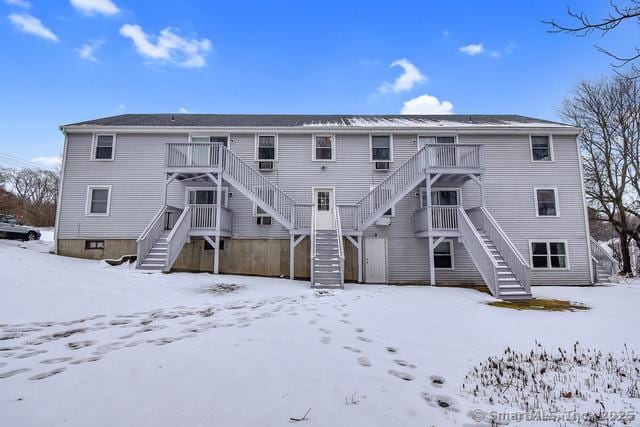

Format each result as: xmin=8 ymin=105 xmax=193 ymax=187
xmin=0 ymin=152 xmax=56 ymax=171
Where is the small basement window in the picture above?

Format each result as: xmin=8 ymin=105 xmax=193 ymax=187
xmin=85 ymin=240 xmax=104 ymax=250
xmin=93 ymin=135 xmax=115 ymax=160
xmin=434 ymin=240 xmax=454 ymax=269
xmin=531 ymin=135 xmax=553 ymax=161
xmin=531 ymin=241 xmax=567 ymax=269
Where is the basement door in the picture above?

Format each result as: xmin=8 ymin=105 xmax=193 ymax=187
xmin=365 ymin=237 xmax=387 ymax=283
xmin=313 ymin=188 xmax=335 ymax=230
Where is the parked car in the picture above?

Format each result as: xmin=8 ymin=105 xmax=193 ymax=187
xmin=0 ymin=215 xmax=41 ymax=241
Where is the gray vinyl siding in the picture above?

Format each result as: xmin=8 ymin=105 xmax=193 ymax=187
xmin=58 ymin=128 xmax=590 ymax=286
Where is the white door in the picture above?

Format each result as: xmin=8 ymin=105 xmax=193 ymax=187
xmin=365 ymin=238 xmax=387 ymax=283
xmin=313 ymin=188 xmax=335 ymax=230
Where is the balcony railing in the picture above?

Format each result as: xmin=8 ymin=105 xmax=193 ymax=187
xmin=188 ymin=204 xmax=232 ymax=233
xmin=414 ymin=205 xmax=460 ymax=234
xmin=426 ymin=144 xmax=482 ymax=170
xmin=167 ymin=143 xmax=221 ymax=168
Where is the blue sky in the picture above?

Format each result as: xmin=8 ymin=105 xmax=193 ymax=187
xmin=0 ymin=0 xmax=635 ymax=167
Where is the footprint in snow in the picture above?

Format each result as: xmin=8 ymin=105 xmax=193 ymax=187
xmin=0 ymin=368 xmax=31 ymax=379
xmin=28 ymin=368 xmax=65 ymax=380
xmin=320 ymin=337 xmax=331 ymax=344
xmin=355 ymin=328 xmax=364 ymax=333
xmin=318 ymin=328 xmax=331 ymax=334
xmin=70 ymin=356 xmax=101 ymax=365
xmin=420 ymin=392 xmax=458 ymax=411
xmin=357 ymin=357 xmax=371 ymax=367
xmin=338 ymin=319 xmax=351 ymax=324
xmin=388 ymin=369 xmax=414 ymax=381
xmin=393 ymin=360 xmax=417 ymax=369
xmin=386 ymin=346 xmax=398 ymax=353
xmin=430 ymin=375 xmax=445 ymax=388
xmin=67 ymin=340 xmax=96 ymax=350
xmin=343 ymin=346 xmax=362 ymax=353
xmin=16 ymin=350 xmax=48 ymax=359
xmin=357 ymin=336 xmax=371 ymax=343
xmin=308 ymin=319 xmax=318 ymax=325
xmin=41 ymin=357 xmax=73 ymax=364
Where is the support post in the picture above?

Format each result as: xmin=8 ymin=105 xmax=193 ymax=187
xmin=479 ymin=174 xmax=485 ymax=207
xmin=357 ymin=236 xmax=363 ymax=283
xmin=216 ymin=173 xmax=222 ymax=230
xmin=428 ymin=236 xmax=435 ymax=286
xmin=213 ymin=237 xmax=220 ymax=274
xmin=426 ymin=175 xmax=432 ymax=233
xmin=290 ymin=234 xmax=295 ymax=280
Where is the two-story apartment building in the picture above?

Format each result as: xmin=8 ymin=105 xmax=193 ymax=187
xmin=55 ymin=114 xmax=619 ymax=300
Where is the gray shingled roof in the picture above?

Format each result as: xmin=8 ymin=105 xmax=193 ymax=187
xmin=63 ymin=114 xmax=572 ymax=128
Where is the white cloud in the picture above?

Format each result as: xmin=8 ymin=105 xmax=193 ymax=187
xmin=116 ymin=104 xmax=126 ymax=112
xmin=489 ymin=42 xmax=516 ymax=58
xmin=70 ymin=0 xmax=119 ymax=16
xmin=400 ymin=94 xmax=454 ymax=115
xmin=119 ymin=24 xmax=212 ymax=68
xmin=31 ymin=156 xmax=62 ymax=169
xmin=378 ymin=58 xmax=426 ymax=94
xmin=74 ymin=39 xmax=105 ymax=62
xmin=8 ymin=13 xmax=58 ymax=41
xmin=178 ymin=107 xmax=190 ymax=113
xmin=4 ymin=0 xmax=31 ymax=8
xmin=459 ymin=43 xmax=484 ymax=56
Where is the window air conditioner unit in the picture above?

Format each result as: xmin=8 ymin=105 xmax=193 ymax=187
xmin=375 ymin=217 xmax=392 ymax=226
xmin=375 ymin=161 xmax=389 ymax=171
xmin=259 ymin=161 xmax=275 ymax=171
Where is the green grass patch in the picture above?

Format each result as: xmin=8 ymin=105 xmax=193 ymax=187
xmin=487 ymin=298 xmax=590 ymax=312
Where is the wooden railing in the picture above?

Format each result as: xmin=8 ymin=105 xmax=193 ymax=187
xmin=338 ymin=205 xmax=358 ymax=231
xmin=427 ymin=144 xmax=482 ymax=169
xmin=294 ymin=204 xmax=313 ymax=230
xmin=467 ymin=207 xmax=531 ymax=294
xmin=431 ymin=206 xmax=458 ymax=230
xmin=190 ymin=204 xmax=217 ymax=229
xmin=164 ymin=206 xmax=192 ymax=272
xmin=166 ymin=143 xmax=221 ymax=168
xmin=136 ymin=206 xmax=169 ymax=265
xmin=335 ymin=205 xmax=345 ymax=285
xmin=458 ymin=207 xmax=500 ymax=297
xmin=590 ymin=237 xmax=619 ymax=277
xmin=354 ymin=146 xmax=428 ymax=230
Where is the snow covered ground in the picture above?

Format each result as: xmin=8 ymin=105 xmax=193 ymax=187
xmin=1 ymin=238 xmax=639 ymax=426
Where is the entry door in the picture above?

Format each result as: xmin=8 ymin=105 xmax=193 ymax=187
xmin=365 ymin=238 xmax=387 ymax=283
xmin=313 ymin=188 xmax=335 ymax=230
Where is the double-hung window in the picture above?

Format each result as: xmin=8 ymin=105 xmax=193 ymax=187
xmin=434 ymin=240 xmax=454 ymax=269
xmin=418 ymin=135 xmax=456 ymax=149
xmin=530 ymin=135 xmax=553 ymax=161
xmin=93 ymin=135 xmax=115 ymax=160
xmin=370 ymin=135 xmax=392 ymax=161
xmin=420 ymin=189 xmax=460 ymax=208
xmin=85 ymin=186 xmax=111 ymax=215
xmin=535 ymin=188 xmax=559 ymax=217
xmin=531 ymin=241 xmax=568 ymax=269
xmin=256 ymin=135 xmax=277 ymax=161
xmin=313 ymin=135 xmax=334 ymax=161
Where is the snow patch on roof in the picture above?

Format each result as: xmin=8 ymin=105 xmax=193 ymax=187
xmin=301 ymin=117 xmax=569 ymax=128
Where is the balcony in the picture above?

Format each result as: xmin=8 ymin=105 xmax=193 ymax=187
xmin=166 ymin=143 xmax=222 ymax=171
xmin=187 ymin=204 xmax=232 ymax=236
xmin=425 ymin=144 xmax=483 ymax=173
xmin=414 ymin=206 xmax=460 ymax=236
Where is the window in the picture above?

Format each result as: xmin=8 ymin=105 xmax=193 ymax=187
xmin=535 ymin=188 xmax=559 ymax=217
xmin=93 ymin=135 xmax=115 ymax=160
xmin=186 ymin=188 xmax=228 ymax=206
xmin=256 ymin=135 xmax=277 ymax=161
xmin=191 ymin=135 xmax=229 ymax=147
xmin=434 ymin=240 xmax=454 ymax=269
xmin=530 ymin=135 xmax=553 ymax=161
xmin=85 ymin=186 xmax=111 ymax=215
xmin=313 ymin=135 xmax=334 ymax=161
xmin=370 ymin=135 xmax=392 ymax=161
xmin=418 ymin=135 xmax=456 ymax=149
xmin=85 ymin=240 xmax=104 ymax=250
xmin=530 ymin=241 xmax=568 ymax=269
xmin=256 ymin=216 xmax=272 ymax=225
xmin=420 ymin=188 xmax=460 ymax=208
xmin=317 ymin=191 xmax=330 ymax=211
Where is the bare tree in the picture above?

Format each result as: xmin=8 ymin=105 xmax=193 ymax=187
xmin=544 ymin=1 xmax=640 ymax=76
xmin=561 ymin=74 xmax=640 ymax=275
xmin=1 ymin=167 xmax=59 ymax=226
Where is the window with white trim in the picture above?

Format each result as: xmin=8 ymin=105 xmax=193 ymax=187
xmin=418 ymin=135 xmax=456 ymax=148
xmin=434 ymin=240 xmax=454 ymax=269
xmin=186 ymin=188 xmax=228 ymax=207
xmin=371 ymin=135 xmax=392 ymax=161
xmin=86 ymin=186 xmax=111 ymax=215
xmin=256 ymin=135 xmax=276 ymax=160
xmin=85 ymin=240 xmax=104 ymax=250
xmin=530 ymin=135 xmax=552 ymax=161
xmin=93 ymin=135 xmax=115 ymax=160
xmin=531 ymin=241 xmax=568 ymax=269
xmin=420 ymin=188 xmax=460 ymax=208
xmin=535 ymin=188 xmax=558 ymax=217
xmin=313 ymin=135 xmax=334 ymax=161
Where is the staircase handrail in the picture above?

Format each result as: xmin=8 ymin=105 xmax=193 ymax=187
xmin=476 ymin=207 xmax=530 ymax=294
xmin=590 ymin=236 xmax=619 ymax=275
xmin=457 ymin=207 xmax=500 ymax=297
xmin=164 ymin=206 xmax=192 ymax=272
xmin=310 ymin=204 xmax=317 ymax=284
xmin=335 ymin=206 xmax=345 ymax=285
